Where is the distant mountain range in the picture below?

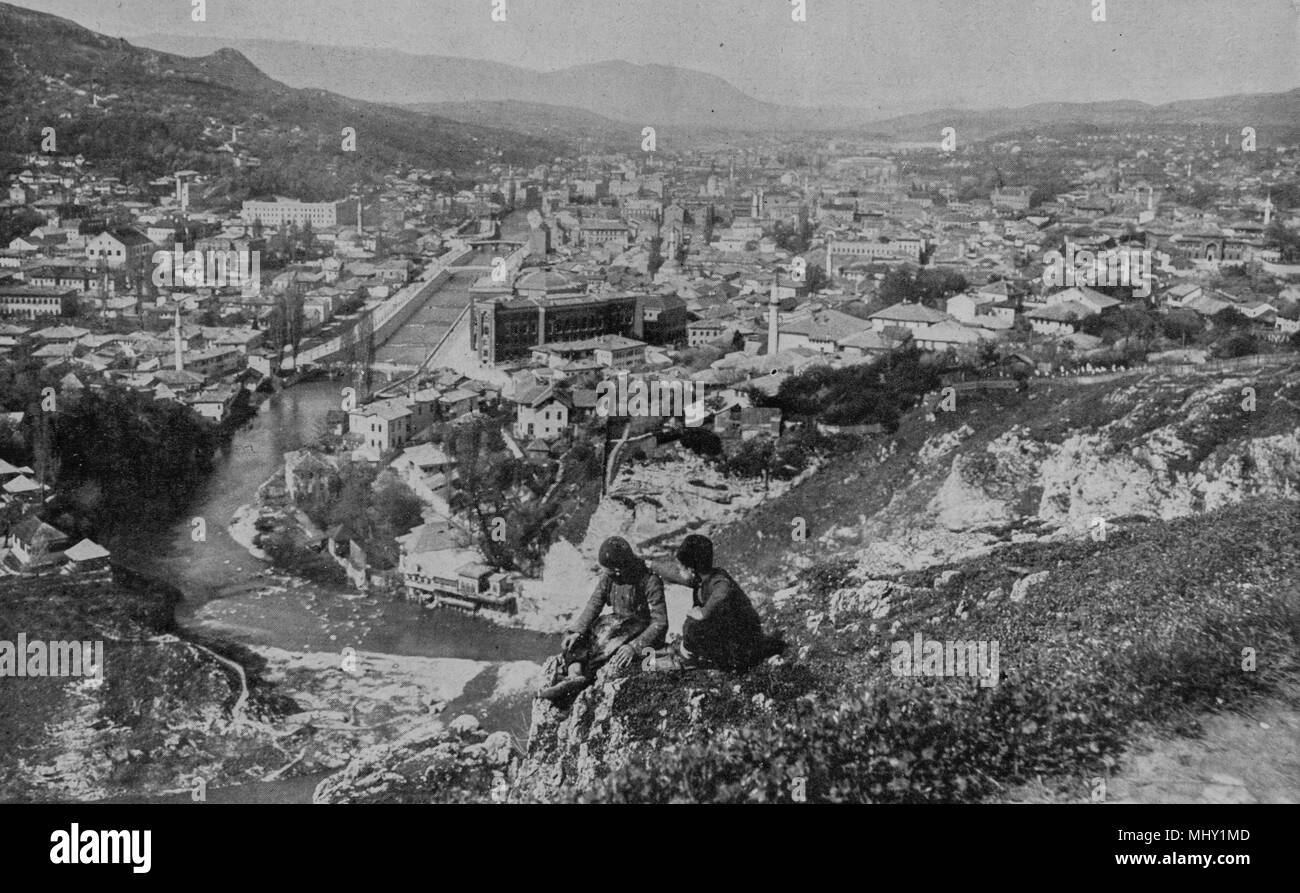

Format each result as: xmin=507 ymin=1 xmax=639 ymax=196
xmin=133 ymin=35 xmax=811 ymax=132
xmin=0 ymin=3 xmax=562 ymax=189
xmin=134 ymin=33 xmax=1300 ymax=140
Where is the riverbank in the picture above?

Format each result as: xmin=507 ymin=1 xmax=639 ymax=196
xmin=85 ymin=378 xmax=558 ymax=802
xmin=243 ymin=646 xmax=542 ymax=773
xmin=0 ymin=562 xmax=545 ymax=803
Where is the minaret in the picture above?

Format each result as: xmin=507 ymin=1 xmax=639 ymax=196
xmin=1264 ymin=192 xmax=1273 ymax=226
xmin=664 ymin=227 xmax=680 ymax=266
xmin=173 ymin=306 xmax=184 ymax=372
xmin=825 ymin=240 xmax=834 ymax=281
xmin=767 ymin=277 xmax=780 ymax=355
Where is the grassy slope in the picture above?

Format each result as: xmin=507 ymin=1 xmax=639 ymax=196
xmin=558 ymin=365 xmax=1300 ymax=802
xmin=563 ymin=498 xmax=1299 ymax=803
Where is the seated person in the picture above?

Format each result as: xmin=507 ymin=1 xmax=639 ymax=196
xmin=653 ymin=534 xmax=785 ymax=672
xmin=537 ymin=536 xmax=667 ymax=701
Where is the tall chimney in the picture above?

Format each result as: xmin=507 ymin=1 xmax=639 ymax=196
xmin=173 ymin=305 xmax=184 ymax=372
xmin=767 ymin=277 xmax=780 ymax=355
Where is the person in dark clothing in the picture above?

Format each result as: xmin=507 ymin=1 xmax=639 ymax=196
xmin=653 ymin=534 xmax=785 ymax=672
xmin=536 ymin=536 xmax=668 ymax=701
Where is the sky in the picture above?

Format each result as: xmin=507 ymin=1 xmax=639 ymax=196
xmin=14 ymin=0 xmax=1300 ymax=114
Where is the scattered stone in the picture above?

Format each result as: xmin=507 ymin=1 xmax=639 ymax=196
xmin=1010 ymin=571 xmax=1050 ymax=603
xmin=449 ymin=714 xmax=480 ymax=736
xmin=772 ymin=585 xmax=800 ymax=605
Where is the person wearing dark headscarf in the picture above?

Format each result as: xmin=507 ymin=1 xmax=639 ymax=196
xmin=654 ymin=534 xmax=784 ymax=672
xmin=536 ymin=536 xmax=667 ymax=701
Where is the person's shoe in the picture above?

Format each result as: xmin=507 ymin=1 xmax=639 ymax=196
xmin=642 ymin=647 xmax=682 ymax=671
xmin=535 ymin=676 xmax=589 ymax=702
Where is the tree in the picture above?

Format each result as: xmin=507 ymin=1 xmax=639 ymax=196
xmin=445 ymin=417 xmax=529 ymax=569
xmin=265 ymin=287 xmax=306 ymax=370
xmin=1264 ymin=219 xmax=1300 ymax=263
xmin=1212 ymin=331 xmax=1259 ymax=359
xmin=876 ymin=266 xmax=966 ymax=308
xmin=372 ymin=474 xmax=423 ymax=536
xmin=1212 ymin=307 xmax=1251 ymax=331
xmin=726 ymin=436 xmax=775 ymax=479
xmin=1161 ymin=308 xmax=1203 ymax=345
xmin=1080 ymin=307 xmax=1159 ymax=346
xmin=646 ymin=236 xmax=665 ymax=275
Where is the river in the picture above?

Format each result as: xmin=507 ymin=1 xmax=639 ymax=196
xmin=98 ymin=221 xmax=559 ymax=802
xmin=109 ymin=380 xmax=557 ymax=662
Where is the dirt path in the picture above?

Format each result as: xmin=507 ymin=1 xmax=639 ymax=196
xmin=1105 ymin=691 xmax=1300 ymax=804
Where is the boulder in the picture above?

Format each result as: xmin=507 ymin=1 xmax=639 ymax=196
xmin=1010 ymin=571 xmax=1050 ymax=603
xmin=449 ymin=714 xmax=481 ymax=736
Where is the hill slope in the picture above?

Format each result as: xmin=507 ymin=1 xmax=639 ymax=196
xmin=0 ymin=571 xmax=297 ymax=802
xmin=0 ymin=3 xmax=562 ymax=191
xmin=313 ymin=361 xmax=1300 ymax=803
xmin=131 ymin=34 xmax=811 ymax=131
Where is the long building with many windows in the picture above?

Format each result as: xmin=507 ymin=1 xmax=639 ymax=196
xmin=472 ymin=292 xmax=639 ymax=366
xmin=471 ymin=268 xmax=638 ymax=366
xmin=240 ymin=197 xmax=355 ymax=228
xmin=0 ymin=286 xmax=78 ymax=319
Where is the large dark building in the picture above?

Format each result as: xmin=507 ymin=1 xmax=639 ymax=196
xmin=471 ymin=269 xmax=637 ymax=366
xmin=635 ymin=293 xmax=688 ymax=346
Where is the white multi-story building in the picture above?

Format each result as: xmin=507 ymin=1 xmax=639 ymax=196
xmin=348 ymin=398 xmax=414 ymax=452
xmin=241 ymin=197 xmax=350 ymax=228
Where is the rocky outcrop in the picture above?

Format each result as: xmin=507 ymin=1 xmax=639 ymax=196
xmin=582 ymin=453 xmax=790 ymax=556
xmin=826 ymin=579 xmax=930 ymax=623
xmin=312 ymin=715 xmax=515 ymax=804
xmin=1009 ymin=571 xmax=1050 ymax=603
xmin=847 ymin=369 xmax=1300 ymax=576
xmin=514 ymin=660 xmax=740 ymax=800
